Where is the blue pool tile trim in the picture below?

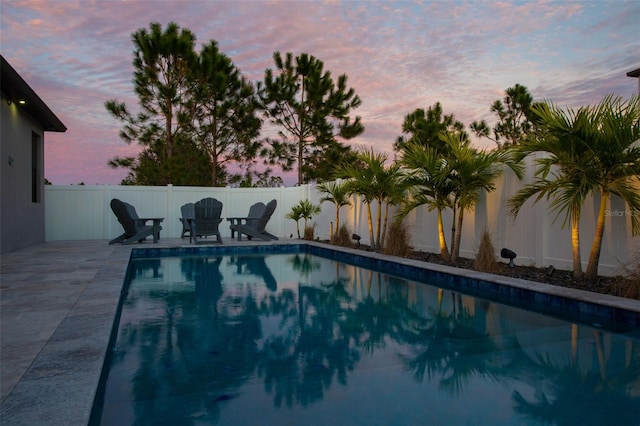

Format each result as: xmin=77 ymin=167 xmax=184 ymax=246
xmin=130 ymin=243 xmax=304 ymax=258
xmin=130 ymin=243 xmax=640 ymax=330
xmin=307 ymin=244 xmax=640 ymax=330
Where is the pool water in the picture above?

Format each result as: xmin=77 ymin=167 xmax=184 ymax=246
xmin=92 ymin=252 xmax=640 ymax=425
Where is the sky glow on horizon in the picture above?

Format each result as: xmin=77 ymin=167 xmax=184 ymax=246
xmin=1 ymin=0 xmax=638 ymax=186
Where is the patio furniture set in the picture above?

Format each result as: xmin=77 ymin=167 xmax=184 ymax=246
xmin=109 ymin=198 xmax=278 ymax=245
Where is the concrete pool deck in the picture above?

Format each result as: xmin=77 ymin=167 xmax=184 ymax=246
xmin=2 ymin=239 xmax=639 ymax=425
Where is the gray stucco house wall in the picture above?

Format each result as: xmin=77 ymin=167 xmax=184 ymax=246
xmin=1 ymin=55 xmax=66 ymax=253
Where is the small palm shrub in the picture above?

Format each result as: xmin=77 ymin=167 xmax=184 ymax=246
xmin=473 ymin=230 xmax=498 ymax=273
xmin=331 ymin=224 xmax=353 ymax=247
xmin=287 ymin=199 xmax=321 ymax=238
xmin=383 ymin=220 xmax=411 ymax=257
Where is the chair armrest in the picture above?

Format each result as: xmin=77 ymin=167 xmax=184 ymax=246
xmin=134 ymin=218 xmax=164 ymax=243
xmin=227 ymin=217 xmax=250 ymax=225
xmin=138 ymin=217 xmax=164 ymax=224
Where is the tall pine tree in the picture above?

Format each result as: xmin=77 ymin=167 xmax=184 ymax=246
xmin=192 ymin=41 xmax=262 ymax=186
xmin=106 ymin=22 xmax=201 ymax=185
xmin=259 ymin=52 xmax=364 ymax=185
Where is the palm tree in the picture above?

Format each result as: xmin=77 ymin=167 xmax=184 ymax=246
xmin=399 ymin=141 xmax=456 ymax=261
xmin=316 ymin=179 xmax=352 ymax=235
xmin=340 ymin=148 xmax=404 ymax=249
xmin=377 ymin=163 xmax=405 ymax=247
xmin=583 ymin=95 xmax=640 ymax=280
xmin=444 ymin=133 xmax=524 ymax=262
xmin=287 ymin=199 xmax=321 ymax=238
xmin=509 ymin=94 xmax=640 ymax=281
xmin=400 ymin=135 xmax=523 ymax=262
xmin=339 ymin=157 xmax=376 ymax=247
xmin=508 ymin=111 xmax=594 ymax=278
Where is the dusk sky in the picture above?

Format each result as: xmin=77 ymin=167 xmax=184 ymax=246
xmin=2 ymin=0 xmax=638 ymax=185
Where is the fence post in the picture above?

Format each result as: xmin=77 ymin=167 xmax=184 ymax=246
xmin=166 ymin=184 xmax=174 ymax=237
xmin=104 ymin=184 xmax=111 ymax=240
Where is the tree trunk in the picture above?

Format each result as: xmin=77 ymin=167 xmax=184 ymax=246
xmin=437 ymin=209 xmax=450 ymax=262
xmin=165 ymin=95 xmax=175 ymax=161
xmin=451 ymin=207 xmax=464 ymax=262
xmin=211 ymin=144 xmax=219 ymax=187
xmin=585 ymin=191 xmax=608 ymax=281
xmin=380 ymin=202 xmax=390 ymax=250
xmin=298 ymin=75 xmax=305 ymax=185
xmin=450 ymin=203 xmax=457 ymax=257
xmin=375 ymin=199 xmax=382 ymax=248
xmin=211 ymin=161 xmax=217 ymax=187
xmin=211 ymin=114 xmax=219 ymax=186
xmin=366 ymin=203 xmax=374 ymax=247
xmin=165 ymin=103 xmax=173 ymax=184
xmin=298 ymin=137 xmax=304 ymax=185
xmin=570 ymin=206 xmax=583 ymax=279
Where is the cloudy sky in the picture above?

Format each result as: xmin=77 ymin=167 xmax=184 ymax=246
xmin=2 ymin=0 xmax=638 ymax=185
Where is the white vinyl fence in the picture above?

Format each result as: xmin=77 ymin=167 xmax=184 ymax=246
xmin=45 ymin=184 xmax=311 ymax=244
xmin=45 ymin=155 xmax=639 ymax=276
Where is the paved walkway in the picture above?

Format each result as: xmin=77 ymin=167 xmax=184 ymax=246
xmin=2 ymin=239 xmax=639 ymax=425
xmin=1 ymin=240 xmax=133 ymax=425
xmin=0 ymin=238 xmax=251 ymax=425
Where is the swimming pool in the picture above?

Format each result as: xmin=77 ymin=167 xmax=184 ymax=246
xmin=91 ymin=244 xmax=640 ymax=425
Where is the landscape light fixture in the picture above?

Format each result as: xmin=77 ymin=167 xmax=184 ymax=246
xmin=500 ymin=248 xmax=517 ymax=268
xmin=352 ymin=233 xmax=361 ymax=247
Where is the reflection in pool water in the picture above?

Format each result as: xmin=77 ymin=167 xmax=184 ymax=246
xmin=92 ymin=253 xmax=640 ymax=425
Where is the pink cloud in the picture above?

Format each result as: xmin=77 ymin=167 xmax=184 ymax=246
xmin=2 ymin=0 xmax=638 ymax=185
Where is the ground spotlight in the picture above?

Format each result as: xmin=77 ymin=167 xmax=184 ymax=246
xmin=500 ymin=248 xmax=517 ymax=268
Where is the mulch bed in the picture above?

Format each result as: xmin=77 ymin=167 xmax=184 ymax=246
xmin=335 ymin=242 xmax=639 ymax=300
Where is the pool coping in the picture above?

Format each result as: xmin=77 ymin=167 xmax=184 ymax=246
xmin=131 ymin=240 xmax=640 ymax=326
xmin=305 ymin=241 xmax=640 ymax=327
xmin=2 ymin=239 xmax=639 ymax=426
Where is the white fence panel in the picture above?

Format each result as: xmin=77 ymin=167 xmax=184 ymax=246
xmin=45 ymin=186 xmax=108 ymax=240
xmin=45 ymin=184 xmax=309 ymax=243
xmin=45 ymin=162 xmax=639 ymax=277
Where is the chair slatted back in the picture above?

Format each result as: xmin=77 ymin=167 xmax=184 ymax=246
xmin=256 ymin=199 xmax=277 ymax=232
xmin=194 ymin=198 xmax=223 ymax=235
xmin=110 ymin=199 xmax=138 ymax=237
xmin=246 ymin=202 xmax=266 ymax=228
xmin=181 ymin=203 xmax=195 ymax=220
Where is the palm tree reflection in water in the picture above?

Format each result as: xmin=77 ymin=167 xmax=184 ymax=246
xmin=98 ymin=254 xmax=640 ymax=425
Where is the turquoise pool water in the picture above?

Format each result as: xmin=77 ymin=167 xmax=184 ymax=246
xmin=92 ymin=248 xmax=640 ymax=425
